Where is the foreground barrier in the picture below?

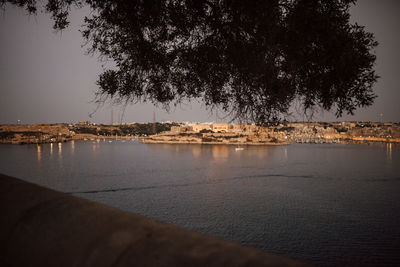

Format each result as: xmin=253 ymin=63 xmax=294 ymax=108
xmin=0 ymin=173 xmax=310 ymax=267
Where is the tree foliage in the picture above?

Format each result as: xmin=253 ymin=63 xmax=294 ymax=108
xmin=1 ymin=0 xmax=378 ymax=122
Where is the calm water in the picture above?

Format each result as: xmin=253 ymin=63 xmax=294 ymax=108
xmin=1 ymin=141 xmax=399 ymax=266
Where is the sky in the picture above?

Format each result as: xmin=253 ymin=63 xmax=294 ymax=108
xmin=0 ymin=1 xmax=399 ymax=124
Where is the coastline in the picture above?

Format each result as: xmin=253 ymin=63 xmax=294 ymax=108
xmin=141 ymin=137 xmax=400 ymax=146
xmin=142 ymin=139 xmax=290 ymax=146
xmin=1 ymin=121 xmax=400 ymax=145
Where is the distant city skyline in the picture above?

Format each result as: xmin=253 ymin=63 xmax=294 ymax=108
xmin=1 ymin=1 xmax=399 ymax=124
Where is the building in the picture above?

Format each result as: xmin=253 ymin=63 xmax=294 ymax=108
xmin=171 ymin=126 xmax=193 ymax=132
xmin=78 ymin=121 xmax=93 ymax=126
xmin=192 ymin=124 xmax=212 ymax=132
xmin=170 ymin=126 xmax=181 ymax=133
xmin=211 ymin=123 xmax=230 ymax=133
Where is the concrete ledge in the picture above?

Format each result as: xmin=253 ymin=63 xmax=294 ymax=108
xmin=0 ymin=173 xmax=311 ymax=267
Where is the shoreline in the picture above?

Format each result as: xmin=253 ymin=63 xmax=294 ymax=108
xmin=2 ymin=134 xmax=399 ymax=145
xmin=2 ymin=138 xmax=397 ymax=146
xmin=142 ymin=139 xmax=290 ymax=146
xmin=1 ymin=121 xmax=400 ymax=145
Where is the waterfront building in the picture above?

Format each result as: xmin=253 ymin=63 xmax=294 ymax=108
xmin=211 ymin=123 xmax=230 ymax=133
xmin=192 ymin=124 xmax=212 ymax=132
xmin=170 ymin=126 xmax=181 ymax=133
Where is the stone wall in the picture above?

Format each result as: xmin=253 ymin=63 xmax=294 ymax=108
xmin=0 ymin=174 xmax=309 ymax=267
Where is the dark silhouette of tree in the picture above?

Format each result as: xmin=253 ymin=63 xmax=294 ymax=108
xmin=1 ymin=0 xmax=378 ymax=122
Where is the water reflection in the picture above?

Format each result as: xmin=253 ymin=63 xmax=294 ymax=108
xmin=36 ymin=145 xmax=41 ymax=163
xmin=35 ymin=144 xmax=44 ymax=184
xmin=50 ymin=143 xmax=53 ymax=157
xmin=71 ymin=140 xmax=75 ymax=155
xmin=92 ymin=141 xmax=101 ymax=159
xmin=245 ymin=146 xmax=274 ymax=160
xmin=283 ymin=147 xmax=288 ymax=161
xmin=92 ymin=142 xmax=98 ymax=153
xmin=386 ymin=143 xmax=392 ymax=162
xmin=212 ymin=146 xmax=229 ymax=162
xmin=58 ymin=142 xmax=62 ymax=159
xmin=147 ymin=143 xmax=276 ymax=163
xmin=191 ymin=145 xmax=202 ymax=159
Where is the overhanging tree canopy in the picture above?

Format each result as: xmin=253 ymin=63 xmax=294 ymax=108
xmin=2 ymin=0 xmax=378 ymax=122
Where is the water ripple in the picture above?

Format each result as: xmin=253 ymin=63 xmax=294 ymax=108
xmin=67 ymin=173 xmax=313 ymax=194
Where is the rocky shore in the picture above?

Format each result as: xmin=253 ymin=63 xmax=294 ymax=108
xmin=143 ymin=121 xmax=400 ymax=145
xmin=142 ymin=132 xmax=289 ymax=145
xmin=0 ymin=122 xmax=177 ymax=145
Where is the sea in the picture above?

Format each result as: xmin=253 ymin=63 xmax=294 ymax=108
xmin=1 ymin=140 xmax=399 ymax=266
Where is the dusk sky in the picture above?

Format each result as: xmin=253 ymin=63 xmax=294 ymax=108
xmin=1 ymin=1 xmax=399 ymax=124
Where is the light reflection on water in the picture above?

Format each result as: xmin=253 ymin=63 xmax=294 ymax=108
xmin=387 ymin=143 xmax=392 ymax=162
xmin=50 ymin=143 xmax=53 ymax=157
xmin=71 ymin=140 xmax=74 ymax=155
xmin=36 ymin=145 xmax=41 ymax=163
xmin=58 ymin=142 xmax=62 ymax=159
xmin=1 ymin=141 xmax=400 ymax=266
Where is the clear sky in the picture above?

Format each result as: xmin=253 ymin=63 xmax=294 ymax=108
xmin=0 ymin=1 xmax=399 ymax=124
